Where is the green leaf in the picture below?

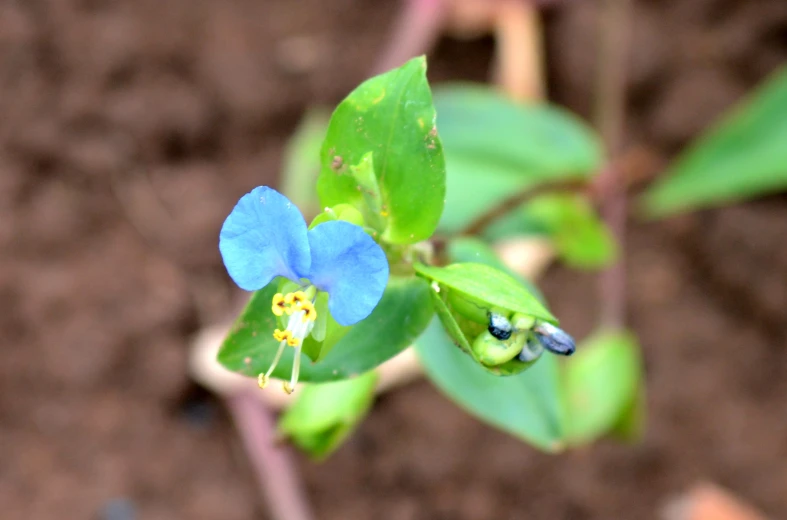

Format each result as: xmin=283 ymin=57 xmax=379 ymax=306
xmin=308 ymin=204 xmax=366 ymax=230
xmin=562 ymin=329 xmax=642 ymax=445
xmin=414 ymin=262 xmax=556 ymax=324
xmin=281 ymin=107 xmax=330 ymax=214
xmin=478 ymin=194 xmax=616 ymax=270
xmin=300 ymin=292 xmax=349 ymax=362
xmin=349 ymin=152 xmax=387 ymax=232
xmin=446 ymin=237 xmax=546 ymax=302
xmin=278 ymin=371 xmax=378 ymax=460
xmin=317 ymin=56 xmax=446 ymax=244
xmin=643 ymin=66 xmax=787 ymax=217
xmin=433 ymin=85 xmax=603 ymax=233
xmin=218 ymin=276 xmax=434 ymax=383
xmin=608 ymin=382 xmax=646 ymax=442
xmin=481 ymin=207 xmax=548 ymax=241
xmin=526 ymin=194 xmax=617 ymax=269
xmin=415 ymin=318 xmax=564 ymax=452
xmin=428 ymin=286 xmax=473 ymax=354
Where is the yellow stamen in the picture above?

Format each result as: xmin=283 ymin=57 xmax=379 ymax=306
xmin=273 ymin=328 xmax=291 ymax=342
xmin=261 ymin=287 xmax=317 ymax=395
xmin=258 ymin=338 xmax=288 ymax=391
xmin=300 ymin=301 xmax=317 ymax=322
xmin=271 ymin=293 xmax=288 ymax=316
xmin=285 ymin=291 xmax=308 ymax=308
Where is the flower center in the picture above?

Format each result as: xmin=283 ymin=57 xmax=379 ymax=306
xmin=258 ymin=287 xmax=318 ymax=394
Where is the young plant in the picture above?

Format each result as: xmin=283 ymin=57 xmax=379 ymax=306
xmin=217 ymin=56 xmax=641 ymax=458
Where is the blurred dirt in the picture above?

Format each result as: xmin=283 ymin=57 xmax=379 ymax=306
xmin=1 ymin=0 xmax=786 ymax=519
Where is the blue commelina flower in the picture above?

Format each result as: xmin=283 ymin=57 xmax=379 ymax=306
xmin=219 ymin=186 xmax=389 ymax=393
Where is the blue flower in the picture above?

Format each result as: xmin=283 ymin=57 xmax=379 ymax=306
xmin=220 ymin=186 xmax=389 ymax=393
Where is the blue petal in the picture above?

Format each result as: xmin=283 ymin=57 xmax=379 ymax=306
xmin=307 ymin=221 xmax=389 ymax=326
xmin=219 ymin=186 xmax=310 ymax=291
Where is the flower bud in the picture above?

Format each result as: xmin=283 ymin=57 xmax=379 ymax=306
xmin=533 ymin=321 xmax=576 ymax=355
xmin=422 ymin=264 xmax=571 ymax=376
xmin=488 ymin=312 xmax=513 ymax=340
xmin=472 ymin=329 xmax=526 ymax=366
xmin=517 ymin=333 xmax=544 ymax=362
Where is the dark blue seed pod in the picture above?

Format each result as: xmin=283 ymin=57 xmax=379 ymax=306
xmin=533 ymin=322 xmax=576 ymax=356
xmin=488 ymin=312 xmax=513 ymax=340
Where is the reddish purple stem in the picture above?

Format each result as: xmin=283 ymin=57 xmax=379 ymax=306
xmin=598 ymin=166 xmax=627 ymax=329
xmin=226 ymin=392 xmax=315 ymax=520
xmin=372 ymin=0 xmax=447 ymax=75
xmin=595 ymin=0 xmax=631 ymax=330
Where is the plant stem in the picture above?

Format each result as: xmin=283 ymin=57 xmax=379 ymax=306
xmin=594 ymin=0 xmax=630 ymax=330
xmin=373 ymin=0 xmax=447 ymax=75
xmin=226 ymin=392 xmax=315 ymax=520
xmin=594 ymin=0 xmax=629 ymax=155
xmin=493 ymin=0 xmax=545 ymax=101
xmin=460 ymin=178 xmax=587 ymax=236
xmin=596 ymin=164 xmax=627 ymax=329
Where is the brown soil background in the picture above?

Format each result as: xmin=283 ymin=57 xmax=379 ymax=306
xmin=2 ymin=0 xmax=787 ymax=518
